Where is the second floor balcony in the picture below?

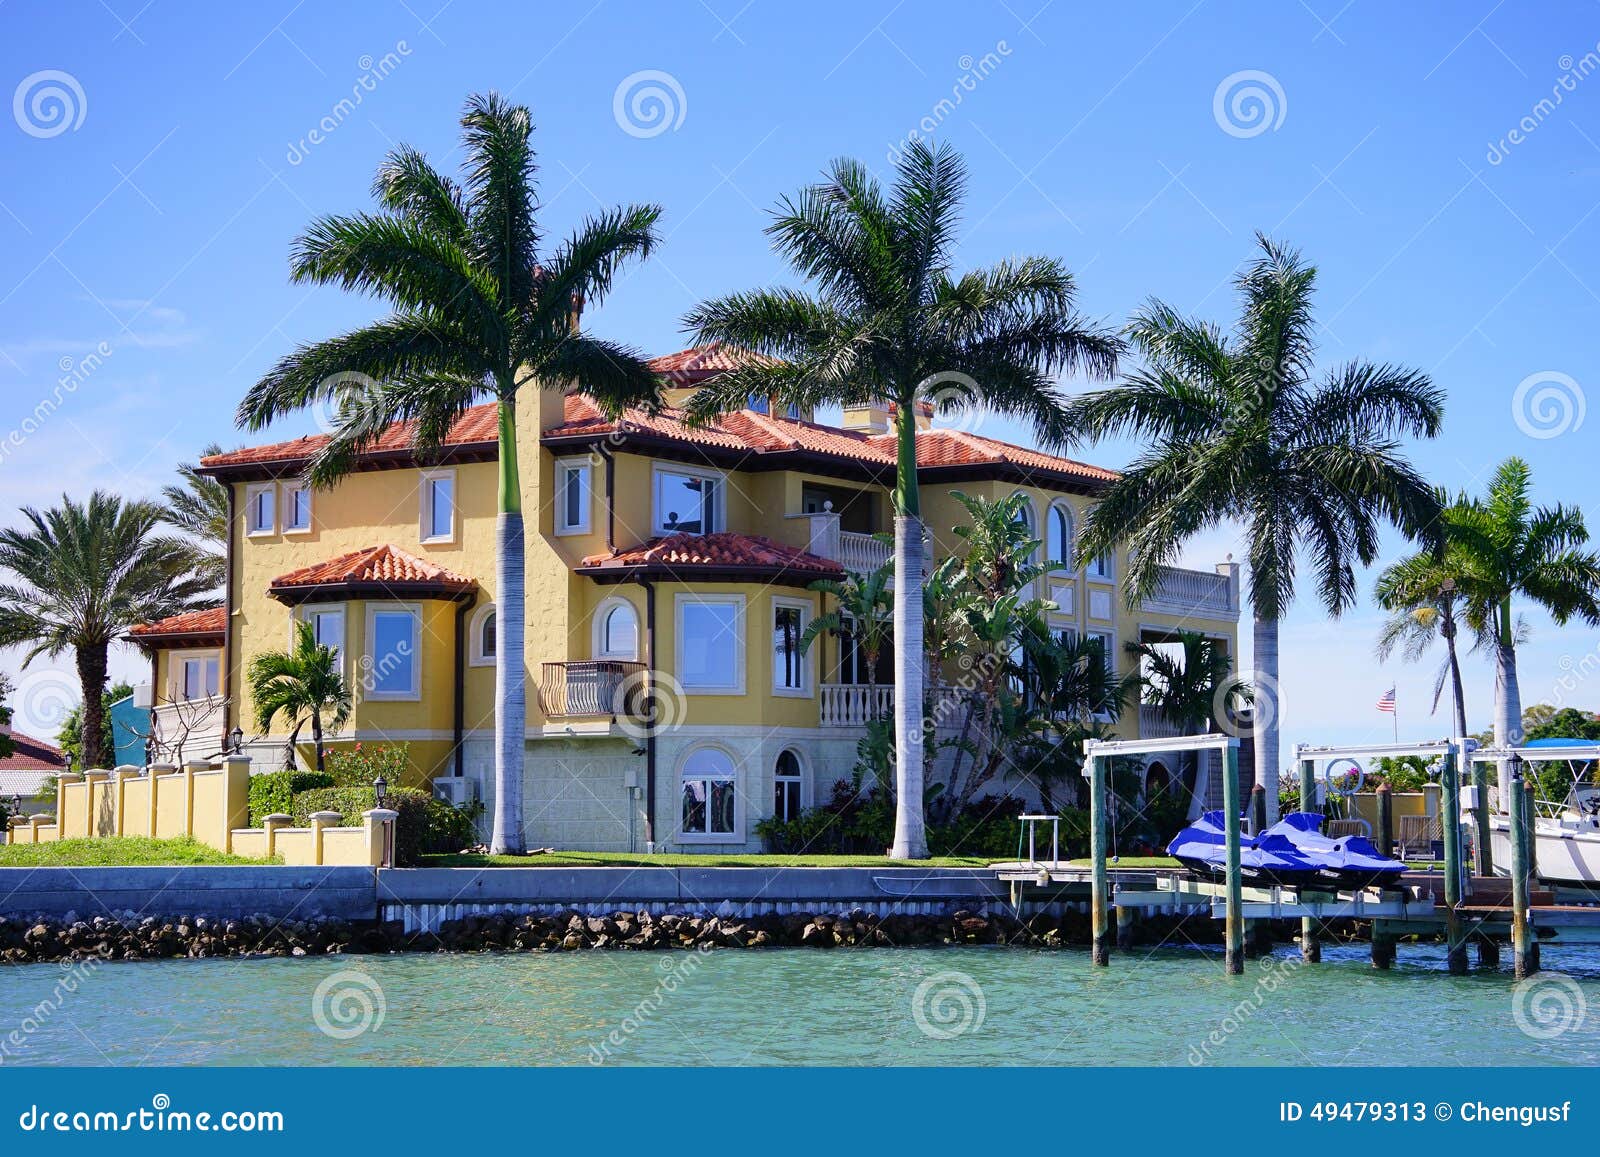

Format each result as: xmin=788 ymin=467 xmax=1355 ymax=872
xmin=540 ymin=660 xmax=648 ymax=719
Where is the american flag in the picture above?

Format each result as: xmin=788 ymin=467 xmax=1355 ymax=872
xmin=1376 ymin=687 xmax=1396 ymax=713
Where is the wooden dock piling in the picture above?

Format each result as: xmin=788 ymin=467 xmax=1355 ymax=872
xmin=1507 ymin=754 xmax=1536 ymax=979
xmin=1470 ymin=758 xmax=1493 ymax=874
xmin=1089 ymin=751 xmax=1109 ymax=967
xmin=1298 ymin=756 xmax=1321 ymax=963
xmin=1222 ymin=744 xmax=1244 ymax=975
xmin=1440 ymin=749 xmax=1467 ymax=975
xmin=1375 ymin=783 xmax=1394 ymax=858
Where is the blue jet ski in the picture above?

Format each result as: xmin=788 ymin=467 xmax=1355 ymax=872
xmin=1167 ymin=810 xmax=1324 ymax=888
xmin=1259 ymin=812 xmax=1407 ymax=890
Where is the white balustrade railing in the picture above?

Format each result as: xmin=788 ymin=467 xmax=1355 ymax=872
xmin=836 ymin=530 xmax=893 ymax=575
xmin=1141 ymin=563 xmax=1240 ymax=620
xmin=819 ymin=683 xmax=965 ymax=727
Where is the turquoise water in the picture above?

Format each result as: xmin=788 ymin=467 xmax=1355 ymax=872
xmin=3 ymin=944 xmax=1599 ymax=1066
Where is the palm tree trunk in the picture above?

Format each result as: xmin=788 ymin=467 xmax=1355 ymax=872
xmin=311 ymin=711 xmax=325 ymax=773
xmin=1252 ymin=614 xmax=1280 ymax=823
xmin=492 ymin=396 xmax=527 ymax=854
xmin=1493 ymin=628 xmax=1523 ymax=806
xmin=1441 ymin=605 xmax=1469 ymax=743
xmin=76 ymin=644 xmax=110 ymax=770
xmin=891 ymin=512 xmax=929 ymax=858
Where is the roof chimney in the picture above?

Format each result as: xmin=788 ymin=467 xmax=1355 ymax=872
xmin=840 ymin=400 xmax=891 ymax=435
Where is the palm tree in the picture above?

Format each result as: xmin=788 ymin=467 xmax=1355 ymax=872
xmin=1127 ymin=631 xmax=1234 ymax=810
xmin=801 ymin=562 xmax=894 ymax=693
xmin=0 ymin=492 xmax=212 ymax=770
xmin=1070 ymin=234 xmax=1443 ymax=821
xmin=683 ymin=141 xmax=1120 ymax=856
xmin=1373 ymin=520 xmax=1470 ymax=742
xmin=1017 ymin=630 xmax=1138 ymax=811
xmin=1444 ymin=458 xmax=1600 ymax=762
xmin=160 ymin=442 xmax=230 ymax=590
xmin=247 ymin=620 xmax=352 ymax=772
xmin=236 ymin=93 xmax=664 ymax=853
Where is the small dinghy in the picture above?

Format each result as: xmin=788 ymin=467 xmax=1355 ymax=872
xmin=1260 ymin=812 xmax=1407 ymax=890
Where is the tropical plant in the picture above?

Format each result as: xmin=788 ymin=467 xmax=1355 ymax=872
xmin=683 ymin=141 xmax=1119 ymax=855
xmin=236 ymin=92 xmax=664 ymax=853
xmin=0 ymin=673 xmax=14 ymax=764
xmin=1127 ymin=630 xmax=1235 ymax=808
xmin=160 ymin=442 xmax=230 ymax=590
xmin=1439 ymin=458 xmax=1600 ymax=753
xmin=58 ymin=680 xmax=135 ymax=770
xmin=246 ymin=620 xmax=352 ymax=773
xmin=1374 ymin=511 xmax=1470 ymax=741
xmin=1016 ymin=630 xmax=1139 ymax=810
xmin=800 ymin=562 xmax=894 ymax=690
xmin=1525 ymin=706 xmax=1600 ymax=743
xmin=0 ymin=492 xmax=212 ymax=770
xmin=1069 ymin=234 xmax=1444 ymax=820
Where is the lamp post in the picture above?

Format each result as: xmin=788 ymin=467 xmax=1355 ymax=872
xmin=374 ymin=776 xmax=387 ymax=810
xmin=229 ymin=726 xmax=244 ymax=755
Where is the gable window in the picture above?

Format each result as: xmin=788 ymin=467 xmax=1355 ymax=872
xmin=175 ymin=653 xmax=219 ymax=701
xmin=681 ymin=746 xmax=737 ymax=839
xmin=555 ymin=459 xmax=591 ymax=535
xmin=245 ymin=484 xmax=275 ymax=536
xmin=676 ymin=593 xmax=743 ymax=693
xmin=283 ymin=484 xmax=312 ymax=532
xmin=773 ymin=749 xmax=804 ymax=822
xmin=654 ymin=465 xmax=722 ymax=536
xmin=420 ymin=470 xmax=455 ymax=544
xmin=1047 ymin=503 xmax=1074 ymax=571
xmin=300 ymin=605 xmax=345 ymax=664
xmin=469 ymin=604 xmax=496 ymax=667
xmin=772 ymin=597 xmax=810 ymax=695
xmin=595 ymin=598 xmax=639 ymax=660
xmin=365 ymin=605 xmax=420 ymax=700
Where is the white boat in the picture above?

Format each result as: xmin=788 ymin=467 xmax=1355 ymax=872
xmin=1483 ymin=741 xmax=1600 ymax=890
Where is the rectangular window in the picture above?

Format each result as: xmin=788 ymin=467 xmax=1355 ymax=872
xmin=283 ymin=484 xmax=312 ymax=532
xmin=555 ymin=460 xmax=591 ymax=535
xmin=420 ymin=471 xmax=455 ymax=543
xmin=654 ymin=466 xmax=722 ymax=535
xmin=1087 ymin=551 xmax=1113 ymax=580
xmin=245 ymin=484 xmax=275 ymax=535
xmin=747 ymin=393 xmax=769 ymax=415
xmin=366 ymin=606 xmax=420 ymax=699
xmin=178 ymin=654 xmax=219 ymax=701
xmin=302 ymin=606 xmax=344 ymax=663
xmin=676 ymin=595 xmax=743 ymax=693
xmin=785 ymin=402 xmax=802 ymax=420
xmin=772 ymin=599 xmax=810 ymax=694
xmin=1087 ymin=630 xmax=1114 ymax=676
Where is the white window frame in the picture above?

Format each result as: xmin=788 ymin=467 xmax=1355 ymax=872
xmin=170 ymin=649 xmax=220 ymax=702
xmin=244 ymin=482 xmax=276 ymax=537
xmin=1047 ymin=500 xmax=1075 ymax=573
xmin=554 ymin=458 xmax=592 ymax=536
xmin=363 ymin=602 xmax=422 ymax=701
xmin=468 ymin=603 xmax=496 ymax=667
xmin=772 ymin=747 xmax=807 ymax=822
xmin=674 ymin=592 xmax=745 ymax=695
xmin=295 ymin=603 xmax=346 ymax=668
xmin=419 ymin=468 xmax=457 ymax=545
xmin=593 ymin=595 xmax=640 ymax=661
xmin=1087 ymin=628 xmax=1116 ymax=723
xmin=771 ymin=595 xmax=813 ymax=697
xmin=678 ymin=743 xmax=742 ymax=843
xmin=652 ymin=462 xmax=726 ymax=537
xmin=281 ymin=482 xmax=313 ymax=534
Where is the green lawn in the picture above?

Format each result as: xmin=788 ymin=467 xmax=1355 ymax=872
xmin=417 ymin=851 xmax=992 ymax=868
xmin=0 ymin=837 xmax=275 ymax=867
xmin=1066 ymin=855 xmax=1182 ymax=868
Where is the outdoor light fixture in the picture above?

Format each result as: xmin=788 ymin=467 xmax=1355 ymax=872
xmin=374 ymin=776 xmax=387 ymax=808
xmin=229 ymin=726 xmax=244 ymax=754
xmin=10 ymin=794 xmax=19 ymax=816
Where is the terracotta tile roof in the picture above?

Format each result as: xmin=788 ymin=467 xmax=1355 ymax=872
xmin=649 ymin=342 xmax=779 ymax=383
xmin=267 ymin=544 xmax=476 ymax=602
xmin=578 ymin=532 xmax=843 ymax=582
xmin=199 ymin=405 xmax=501 ymax=473
xmin=0 ymin=731 xmax=68 ymax=775
xmin=127 ymin=606 xmax=227 ymax=643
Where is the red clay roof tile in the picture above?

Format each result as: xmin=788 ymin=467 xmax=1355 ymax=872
xmin=0 ymin=731 xmax=68 ymax=773
xmin=578 ymin=532 xmax=843 ymax=580
xmin=268 ymin=545 xmax=476 ymax=599
xmin=127 ymin=606 xmax=227 ymax=641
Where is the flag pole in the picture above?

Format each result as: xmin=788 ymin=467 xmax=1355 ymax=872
xmin=1393 ymin=688 xmax=1398 ymax=744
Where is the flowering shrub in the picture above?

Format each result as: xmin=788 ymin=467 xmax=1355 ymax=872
xmin=324 ymin=742 xmax=413 ymax=789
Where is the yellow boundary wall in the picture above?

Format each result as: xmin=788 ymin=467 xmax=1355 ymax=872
xmin=5 ymin=757 xmax=396 ymax=867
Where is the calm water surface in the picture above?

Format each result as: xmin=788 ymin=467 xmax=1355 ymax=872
xmin=3 ymin=944 xmax=1598 ymax=1066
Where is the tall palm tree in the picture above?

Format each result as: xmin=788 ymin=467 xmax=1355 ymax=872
xmin=247 ymin=620 xmax=352 ymax=772
xmin=237 ymin=93 xmax=664 ymax=853
xmin=0 ymin=492 xmax=212 ymax=769
xmin=1374 ymin=521 xmax=1470 ymax=742
xmin=683 ymin=141 xmax=1120 ymax=857
xmin=160 ymin=442 xmax=230 ymax=590
xmin=1070 ymin=235 xmax=1443 ymax=822
xmin=1444 ymin=458 xmax=1600 ymax=762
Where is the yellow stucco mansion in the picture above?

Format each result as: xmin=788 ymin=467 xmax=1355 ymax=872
xmin=128 ymin=344 xmax=1241 ymax=853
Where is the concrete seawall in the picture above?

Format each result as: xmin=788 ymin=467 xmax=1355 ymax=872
xmin=0 ymin=866 xmax=377 ymax=922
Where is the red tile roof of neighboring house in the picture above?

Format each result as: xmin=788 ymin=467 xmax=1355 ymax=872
xmin=199 ymin=344 xmax=1117 ymax=492
xmin=0 ymin=730 xmax=68 ymax=773
xmin=577 ymin=532 xmax=843 ymax=584
xmin=650 ymin=341 xmax=779 ymax=384
xmin=267 ymin=544 xmax=477 ymax=604
xmin=126 ymin=606 xmax=227 ymax=646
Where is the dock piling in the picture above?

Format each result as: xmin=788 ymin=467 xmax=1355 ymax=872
xmin=1375 ymin=782 xmax=1394 ymax=858
xmin=1298 ymin=756 xmax=1320 ymax=963
xmin=1440 ymin=748 xmax=1467 ymax=975
xmin=1470 ymin=758 xmax=1493 ymax=874
xmin=1222 ymin=743 xmax=1244 ymax=975
xmin=1089 ymin=750 xmax=1109 ymax=967
xmin=1507 ymin=753 xmax=1536 ymax=979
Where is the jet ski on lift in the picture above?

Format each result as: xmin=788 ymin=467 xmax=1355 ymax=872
xmin=1258 ymin=813 xmax=1407 ymax=890
xmin=1167 ymin=810 xmax=1406 ymax=890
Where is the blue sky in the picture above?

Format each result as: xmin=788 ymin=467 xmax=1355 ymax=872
xmin=1 ymin=1 xmax=1597 ymax=752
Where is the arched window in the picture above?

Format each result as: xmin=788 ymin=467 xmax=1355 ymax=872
xmin=681 ymin=746 xmax=737 ymax=838
xmin=468 ymin=604 xmax=496 ymax=667
xmin=773 ymin=749 xmax=804 ymax=821
xmin=594 ymin=598 xmax=639 ymax=660
xmin=1047 ymin=502 xmax=1074 ymax=571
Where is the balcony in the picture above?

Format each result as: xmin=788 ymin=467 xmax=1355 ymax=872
xmin=789 ymin=507 xmax=930 ymax=582
xmin=1139 ymin=563 xmax=1240 ymax=622
xmin=540 ymin=661 xmax=647 ymax=718
xmin=819 ymin=683 xmax=966 ymax=728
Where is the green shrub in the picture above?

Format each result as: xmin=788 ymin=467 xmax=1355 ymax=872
xmin=248 ymin=770 xmax=334 ymax=824
xmin=291 ymin=785 xmax=477 ymax=866
xmin=323 ymin=742 xmax=413 ymax=789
